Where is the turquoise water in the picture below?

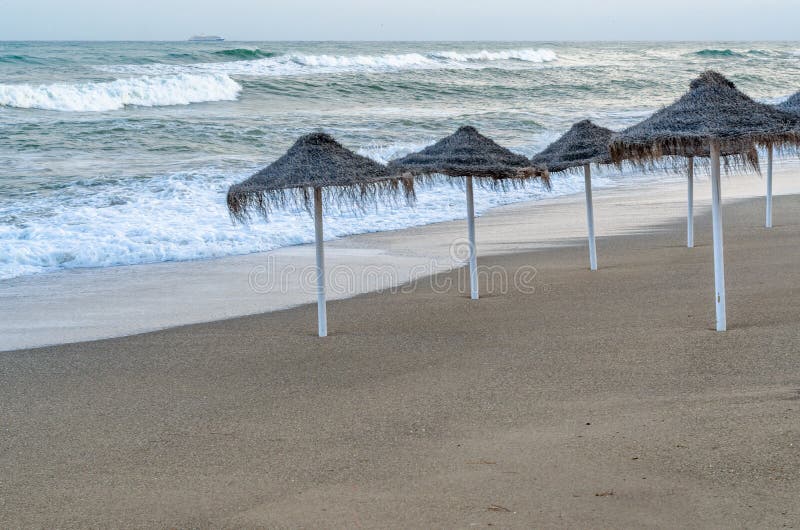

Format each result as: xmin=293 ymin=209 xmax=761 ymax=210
xmin=1 ymin=41 xmax=799 ymax=279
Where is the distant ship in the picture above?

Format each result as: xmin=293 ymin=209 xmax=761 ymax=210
xmin=188 ymin=35 xmax=224 ymax=42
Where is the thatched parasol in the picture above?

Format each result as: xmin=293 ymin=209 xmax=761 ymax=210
xmin=227 ymin=132 xmax=412 ymax=337
xmin=610 ymin=71 xmax=799 ymax=168
xmin=389 ymin=126 xmax=546 ymax=300
xmin=764 ymin=91 xmax=800 ymax=228
xmin=610 ymin=71 xmax=800 ymax=332
xmin=776 ymin=91 xmax=800 ymax=116
xmin=227 ymin=132 xmax=411 ymax=221
xmin=390 ymin=125 xmax=540 ymax=181
xmin=530 ymin=120 xmax=614 ymax=270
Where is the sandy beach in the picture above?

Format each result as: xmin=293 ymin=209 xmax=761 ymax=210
xmin=2 ymin=168 xmax=800 ymax=527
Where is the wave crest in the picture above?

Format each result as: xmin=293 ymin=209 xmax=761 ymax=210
xmin=212 ymin=48 xmax=277 ymax=60
xmin=432 ymin=48 xmax=557 ymax=62
xmin=694 ymin=49 xmax=740 ymax=57
xmin=0 ymin=73 xmax=242 ymax=112
xmin=98 ymin=48 xmax=558 ymax=77
xmin=0 ymin=54 xmax=42 ymax=64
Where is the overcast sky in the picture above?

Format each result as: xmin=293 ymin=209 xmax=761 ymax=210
xmin=1 ymin=0 xmax=796 ymax=41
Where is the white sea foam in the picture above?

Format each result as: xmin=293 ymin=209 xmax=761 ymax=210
xmin=0 ymin=151 xmax=610 ymax=281
xmin=291 ymin=52 xmax=436 ymax=68
xmin=431 ymin=48 xmax=557 ymax=62
xmin=97 ymin=48 xmax=558 ymax=77
xmin=0 ymin=73 xmax=242 ymax=112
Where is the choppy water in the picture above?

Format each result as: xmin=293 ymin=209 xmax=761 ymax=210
xmin=2 ymin=41 xmax=799 ymax=279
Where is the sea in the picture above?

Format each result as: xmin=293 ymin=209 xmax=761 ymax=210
xmin=2 ymin=41 xmax=799 ymax=280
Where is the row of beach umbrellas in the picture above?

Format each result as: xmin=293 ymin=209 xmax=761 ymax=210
xmin=227 ymin=71 xmax=800 ymax=336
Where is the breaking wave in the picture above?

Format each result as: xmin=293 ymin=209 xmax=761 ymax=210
xmin=211 ymin=48 xmax=277 ymax=60
xmin=0 ymin=54 xmax=43 ymax=64
xmin=97 ymin=48 xmax=558 ymax=77
xmin=0 ymin=155 xmax=603 ymax=280
xmin=0 ymin=73 xmax=242 ymax=112
xmin=431 ymin=48 xmax=557 ymax=62
xmin=694 ymin=49 xmax=740 ymax=57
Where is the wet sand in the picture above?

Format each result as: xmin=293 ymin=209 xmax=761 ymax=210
xmin=4 ymin=163 xmax=800 ymax=352
xmin=2 ymin=191 xmax=800 ymax=527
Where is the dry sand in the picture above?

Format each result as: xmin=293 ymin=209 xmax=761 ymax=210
xmin=2 ymin=190 xmax=799 ymax=527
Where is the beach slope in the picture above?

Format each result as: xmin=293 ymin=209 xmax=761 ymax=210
xmin=2 ymin=194 xmax=799 ymax=527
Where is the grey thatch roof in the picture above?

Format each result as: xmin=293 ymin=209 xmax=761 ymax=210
xmin=388 ymin=126 xmax=547 ymax=186
xmin=776 ymin=91 xmax=800 ymax=116
xmin=610 ymin=71 xmax=800 ymax=169
xmin=530 ymin=120 xmax=614 ymax=175
xmin=227 ymin=132 xmax=412 ymax=222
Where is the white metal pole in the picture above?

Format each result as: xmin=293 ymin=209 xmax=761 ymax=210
xmin=313 ymin=187 xmax=328 ymax=337
xmin=584 ymin=164 xmax=598 ymax=271
xmin=710 ymin=141 xmax=727 ymax=332
xmin=465 ymin=176 xmax=479 ymax=300
xmin=766 ymin=143 xmax=773 ymax=229
xmin=687 ymin=157 xmax=694 ymax=248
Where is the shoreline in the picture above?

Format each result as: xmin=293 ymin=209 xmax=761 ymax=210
xmin=2 ymin=163 xmax=799 ymax=352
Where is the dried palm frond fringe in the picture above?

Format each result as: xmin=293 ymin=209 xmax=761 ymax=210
xmin=227 ymin=178 xmax=415 ymax=223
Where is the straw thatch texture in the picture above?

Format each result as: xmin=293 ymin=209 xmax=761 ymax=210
xmin=389 ymin=126 xmax=547 ymax=187
xmin=776 ymin=91 xmax=800 ymax=116
xmin=610 ymin=71 xmax=800 ymax=169
xmin=227 ymin=132 xmax=413 ymax=222
xmin=530 ymin=120 xmax=614 ymax=175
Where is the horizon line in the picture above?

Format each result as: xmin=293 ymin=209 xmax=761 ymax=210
xmin=2 ymin=39 xmax=800 ymax=43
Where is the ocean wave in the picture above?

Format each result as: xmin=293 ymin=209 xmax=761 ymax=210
xmin=97 ymin=48 xmax=557 ymax=77
xmin=0 ymin=151 xmax=607 ymax=281
xmin=166 ymin=52 xmax=198 ymax=60
xmin=212 ymin=48 xmax=277 ymax=60
xmin=691 ymin=48 xmax=778 ymax=59
xmin=0 ymin=73 xmax=242 ymax=112
xmin=694 ymin=49 xmax=741 ymax=57
xmin=431 ymin=48 xmax=557 ymax=62
xmin=0 ymin=54 xmax=43 ymax=64
xmin=357 ymin=141 xmax=431 ymax=164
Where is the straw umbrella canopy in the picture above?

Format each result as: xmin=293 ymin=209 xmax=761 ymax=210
xmin=227 ymin=132 xmax=412 ymax=337
xmin=610 ymin=70 xmax=800 ymax=331
xmin=776 ymin=91 xmax=800 ymax=116
xmin=765 ymin=91 xmax=800 ymax=228
xmin=530 ymin=119 xmax=614 ymax=271
xmin=389 ymin=126 xmax=546 ymax=300
xmin=609 ymin=71 xmax=798 ymax=166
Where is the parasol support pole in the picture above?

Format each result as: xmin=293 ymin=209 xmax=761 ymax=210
xmin=313 ymin=187 xmax=327 ymax=337
xmin=687 ymin=157 xmax=694 ymax=248
xmin=465 ymin=176 xmax=479 ymax=300
xmin=766 ymin=143 xmax=773 ymax=228
xmin=584 ymin=163 xmax=598 ymax=271
xmin=710 ymin=141 xmax=727 ymax=332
